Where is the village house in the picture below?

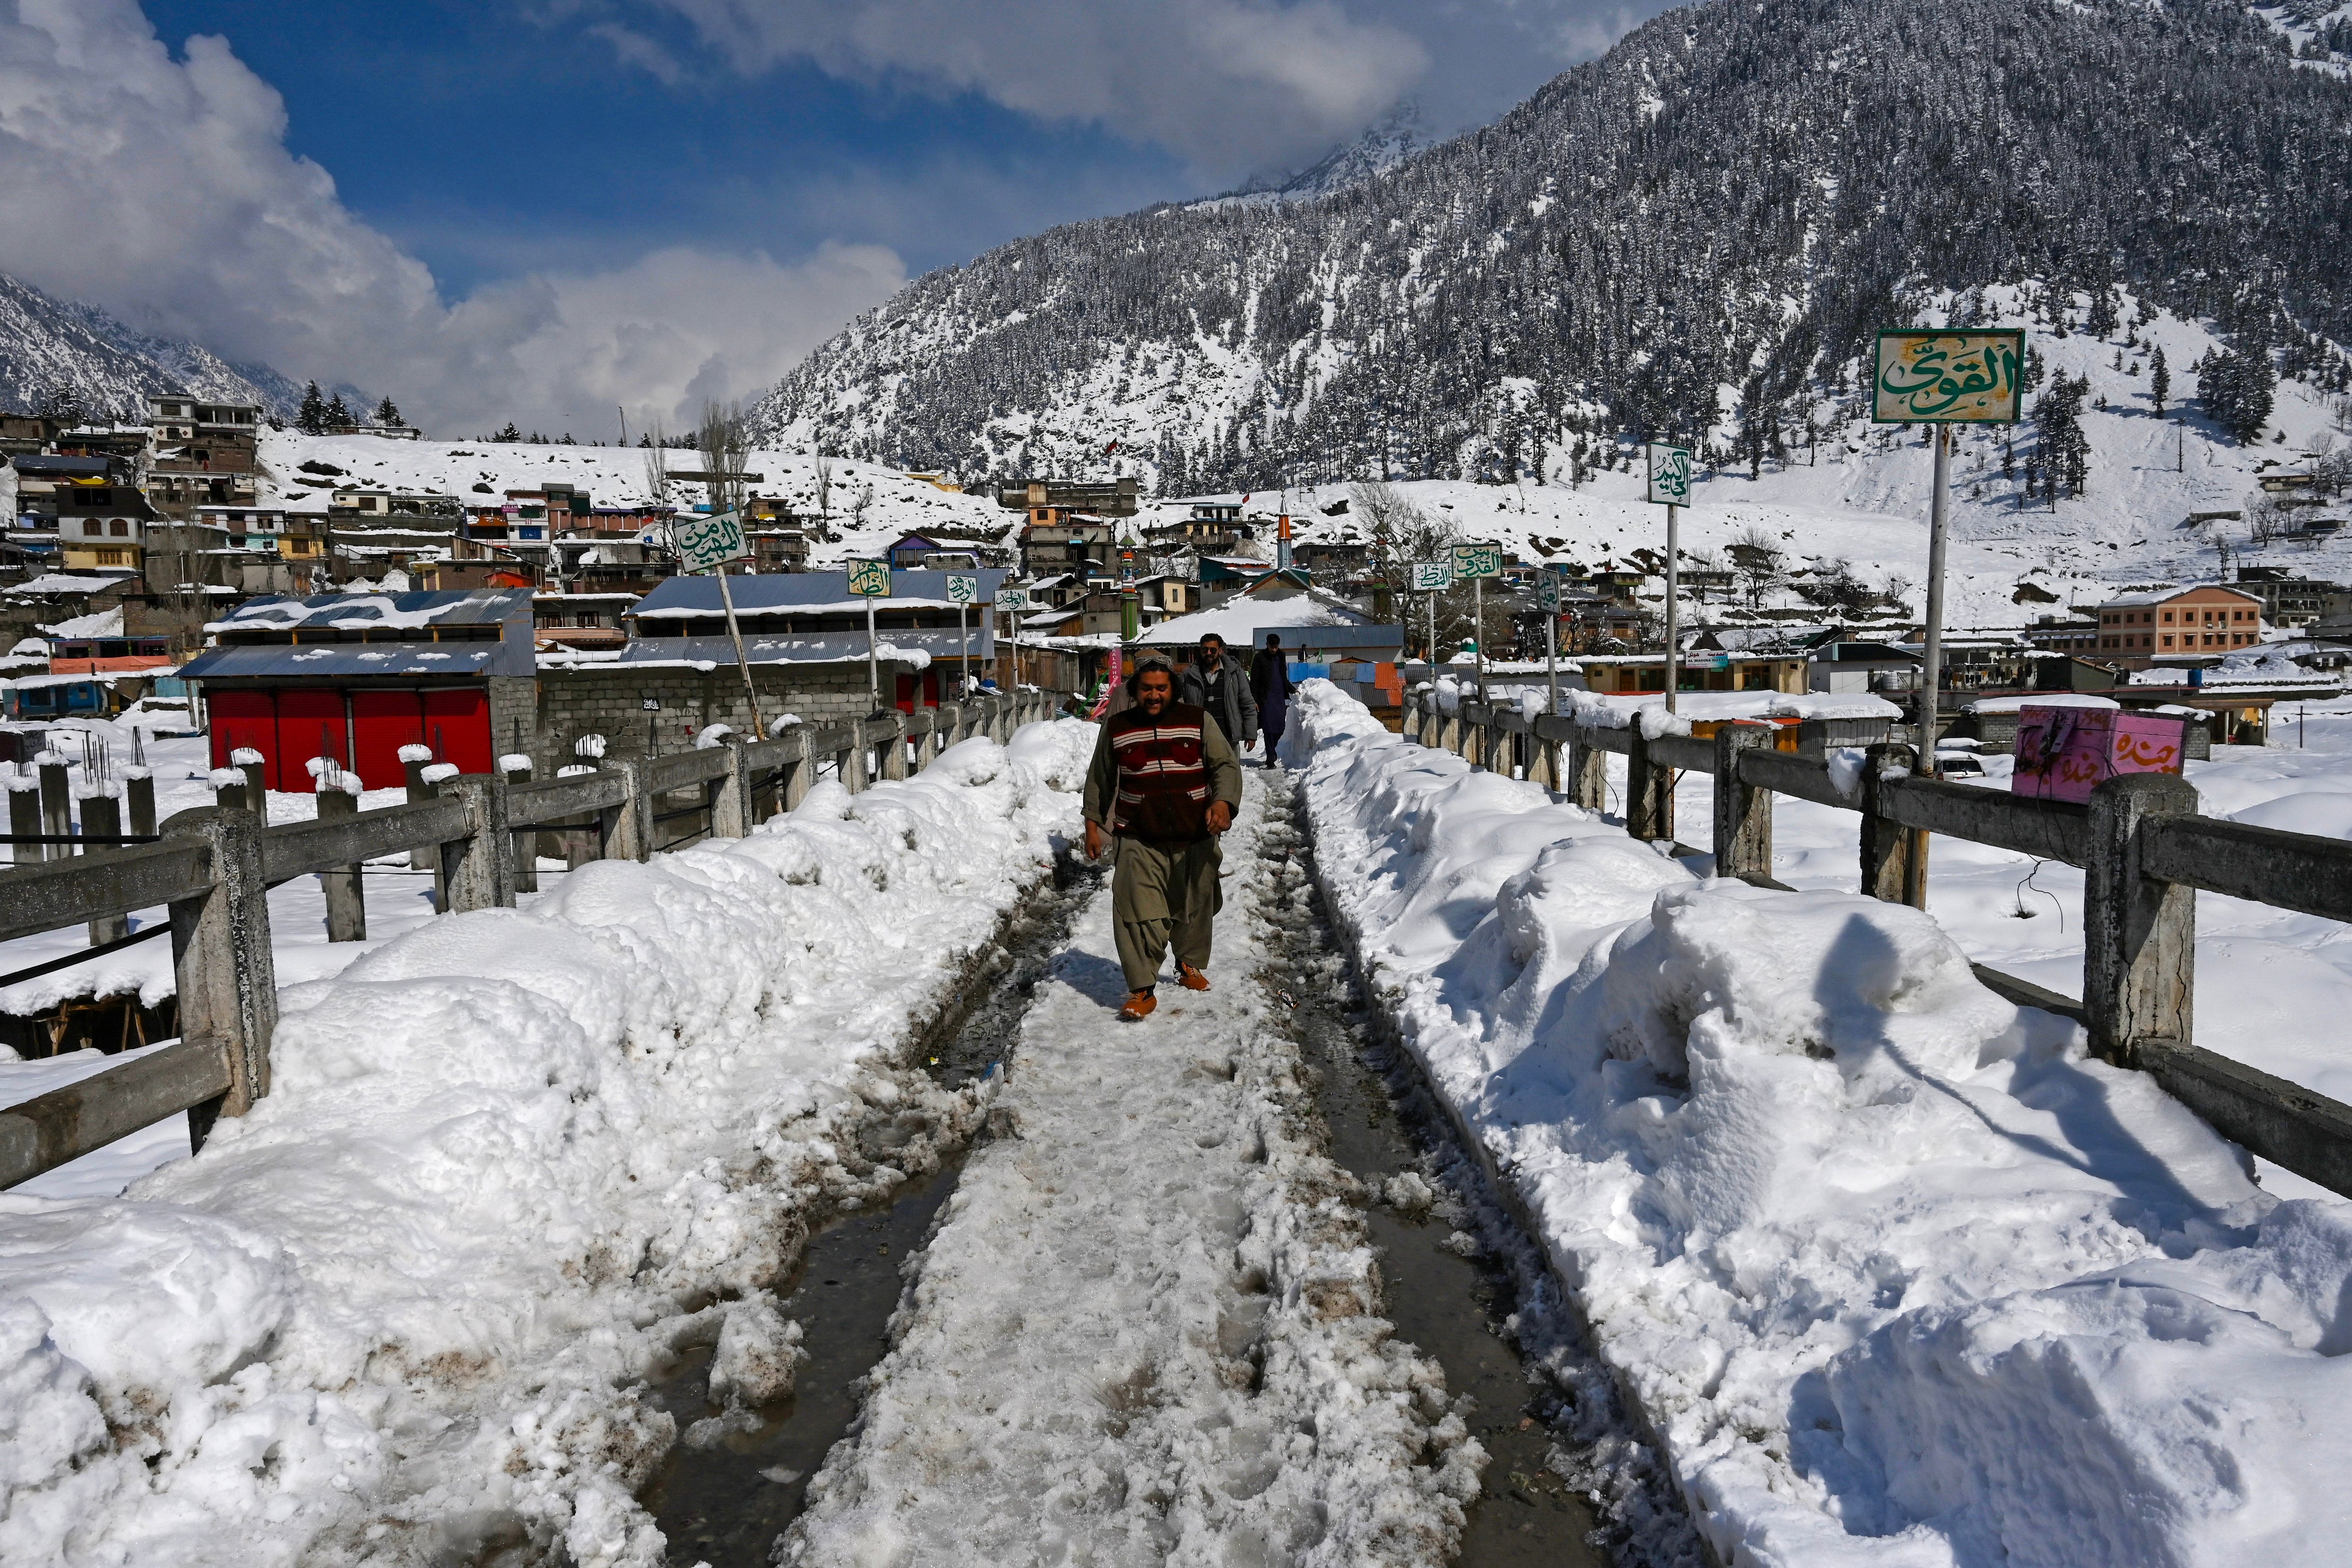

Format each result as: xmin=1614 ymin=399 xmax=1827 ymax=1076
xmin=2094 ymin=584 xmax=2263 ymax=668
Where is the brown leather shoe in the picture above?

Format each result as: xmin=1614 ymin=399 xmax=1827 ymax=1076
xmin=1177 ymin=964 xmax=1211 ymax=992
xmin=1118 ymin=990 xmax=1157 ymax=1021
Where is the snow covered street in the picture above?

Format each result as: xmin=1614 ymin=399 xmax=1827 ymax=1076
xmin=781 ymin=767 xmax=1484 ymax=1565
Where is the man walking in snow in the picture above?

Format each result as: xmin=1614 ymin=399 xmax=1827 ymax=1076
xmin=1252 ymin=633 xmax=1296 ymax=762
xmin=1179 ymin=633 xmax=1258 ymax=754
xmin=1083 ymin=656 xmax=1243 ymax=1021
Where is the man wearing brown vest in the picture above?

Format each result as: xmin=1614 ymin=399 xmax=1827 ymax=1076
xmin=1082 ymin=656 xmax=1244 ymax=1021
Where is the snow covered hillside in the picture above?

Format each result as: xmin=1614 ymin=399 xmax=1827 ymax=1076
xmin=0 ymin=723 xmax=1094 ymax=1567
xmin=1284 ymin=680 xmax=2352 ymax=1568
xmin=0 ymin=269 xmax=304 ymax=422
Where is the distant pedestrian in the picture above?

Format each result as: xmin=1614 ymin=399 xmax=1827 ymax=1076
xmin=1253 ymin=634 xmax=1295 ymax=762
xmin=1179 ymin=634 xmax=1258 ymax=753
xmin=1083 ymin=657 xmax=1243 ymax=1021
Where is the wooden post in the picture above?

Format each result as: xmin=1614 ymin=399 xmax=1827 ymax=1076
xmin=443 ymin=773 xmax=516 ymax=913
xmin=239 ymin=756 xmax=267 ymax=809
xmin=166 ymin=806 xmax=277 ymax=1138
xmin=2084 ymin=773 xmax=2198 ymax=1069
xmin=38 ymin=755 xmax=69 ymax=862
xmin=1532 ymin=728 xmax=1561 ymax=791
xmin=316 ymin=786 xmax=367 ymax=941
xmin=1858 ymin=742 xmax=1918 ymax=903
xmin=80 ymin=791 xmax=130 ymax=945
xmin=1568 ymin=729 xmax=1608 ymax=811
xmin=712 ymin=736 xmax=753 ymax=838
xmin=502 ymin=757 xmax=538 ymax=893
xmin=1625 ymin=724 xmax=1673 ymax=843
xmin=601 ymin=759 xmax=652 ymax=863
xmin=7 ymin=780 xmax=38 ymax=864
xmin=1712 ymin=722 xmax=1776 ymax=882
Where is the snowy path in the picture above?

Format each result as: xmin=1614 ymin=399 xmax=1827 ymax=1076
xmin=780 ymin=769 xmax=1483 ymax=1566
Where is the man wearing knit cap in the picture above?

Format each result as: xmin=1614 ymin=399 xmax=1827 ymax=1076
xmin=1082 ymin=655 xmax=1243 ymax=1021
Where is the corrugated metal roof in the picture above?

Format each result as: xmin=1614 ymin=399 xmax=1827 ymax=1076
xmin=208 ymin=589 xmax=534 ymax=634
xmin=543 ymin=630 xmax=988 ymax=671
xmin=629 ymin=569 xmax=1005 ymax=617
xmin=177 ymin=639 xmax=528 ymax=680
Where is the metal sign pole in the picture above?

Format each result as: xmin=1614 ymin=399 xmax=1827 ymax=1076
xmin=1664 ymin=503 xmax=1680 ymax=716
xmin=1918 ymin=425 xmax=1953 ymax=767
xmin=1472 ymin=576 xmax=1485 ymax=698
xmin=959 ymin=602 xmax=968 ymax=694
xmin=1545 ymin=579 xmax=1560 ymax=719
xmin=866 ymin=597 xmax=879 ymax=705
xmin=714 ymin=561 xmax=766 ymax=740
xmin=1426 ymin=589 xmax=1436 ymax=670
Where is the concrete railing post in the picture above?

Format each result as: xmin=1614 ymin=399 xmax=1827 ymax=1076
xmin=126 ymin=772 xmax=156 ymax=839
xmin=240 ymin=756 xmax=267 ymax=808
xmin=838 ymin=720 xmax=870 ymax=794
xmin=443 ymin=773 xmax=517 ymax=913
xmin=1625 ymin=725 xmax=1673 ymax=843
xmin=713 ymin=736 xmax=753 ymax=837
xmin=601 ymin=759 xmax=652 ymax=863
xmin=38 ymin=755 xmax=69 ymax=862
xmin=1567 ymin=728 xmax=1608 ymax=811
xmin=1858 ymin=742 xmax=1918 ymax=904
xmin=2084 ymin=774 xmax=2199 ymax=1069
xmin=80 ymin=790 xmax=130 ymax=945
xmin=501 ymin=757 xmax=538 ymax=893
xmin=166 ymin=806 xmax=276 ymax=1136
xmin=777 ymin=728 xmax=810 ymax=814
xmin=403 ymin=755 xmax=434 ymax=870
xmin=7 ymin=777 xmax=38 ymax=864
xmin=879 ymin=712 xmax=910 ymax=781
xmin=1713 ymin=722 xmax=1776 ymax=882
xmin=315 ymin=786 xmax=367 ymax=941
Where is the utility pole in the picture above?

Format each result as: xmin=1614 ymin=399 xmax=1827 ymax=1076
xmin=1664 ymin=502 xmax=1680 ymax=715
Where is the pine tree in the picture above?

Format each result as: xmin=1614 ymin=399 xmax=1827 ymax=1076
xmin=2149 ymin=345 xmax=2170 ymax=417
xmin=295 ymin=381 xmax=328 ymax=435
xmin=373 ymin=395 xmax=402 ymax=427
xmin=324 ymin=393 xmax=352 ymax=429
xmin=2035 ymin=373 xmax=2090 ymax=499
xmin=2196 ymin=348 xmax=2276 ymax=443
xmin=494 ymin=421 xmax=522 ymax=442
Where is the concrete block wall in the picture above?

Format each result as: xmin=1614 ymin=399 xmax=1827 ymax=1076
xmin=529 ymin=660 xmax=915 ymax=774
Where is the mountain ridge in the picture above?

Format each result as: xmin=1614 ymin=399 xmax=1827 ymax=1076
xmin=0 ymin=271 xmax=305 ymax=423
xmin=753 ymin=0 xmax=2352 ymax=493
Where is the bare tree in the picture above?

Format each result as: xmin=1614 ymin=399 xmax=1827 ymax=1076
xmin=812 ymin=452 xmax=835 ymax=535
xmin=850 ymin=481 xmax=876 ymax=530
xmin=1728 ymin=525 xmax=1786 ymax=604
xmin=643 ymin=425 xmax=671 ymax=507
xmin=697 ymin=400 xmax=750 ymax=515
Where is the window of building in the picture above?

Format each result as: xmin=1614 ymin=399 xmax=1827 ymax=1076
xmin=109 ymin=519 xmax=128 ymax=537
xmin=2161 ymin=611 xmax=2174 ymax=623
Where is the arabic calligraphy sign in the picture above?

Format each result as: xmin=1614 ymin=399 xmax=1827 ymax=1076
xmin=672 ymin=509 xmax=750 ymax=572
xmin=847 ymin=559 xmax=892 ymax=596
xmin=1410 ymin=560 xmax=1454 ymax=592
xmin=1645 ymin=443 xmax=1692 ymax=506
xmin=1873 ymin=330 xmax=2026 ymax=424
xmin=1453 ymin=542 xmax=1502 ymax=580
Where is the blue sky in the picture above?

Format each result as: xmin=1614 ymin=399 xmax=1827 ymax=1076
xmin=2 ymin=1 xmax=1657 ymax=434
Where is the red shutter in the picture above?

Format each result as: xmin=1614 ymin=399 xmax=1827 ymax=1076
xmin=350 ymin=690 xmax=425 ymax=789
xmin=895 ymin=673 xmax=916 ymax=714
xmin=207 ymin=689 xmax=276 ymax=779
xmin=274 ymin=688 xmax=349 ymax=791
xmin=421 ymin=687 xmax=493 ymax=777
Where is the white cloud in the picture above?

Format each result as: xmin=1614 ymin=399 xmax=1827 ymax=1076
xmin=0 ymin=0 xmax=902 ymax=434
xmin=621 ymin=0 xmax=1431 ymax=176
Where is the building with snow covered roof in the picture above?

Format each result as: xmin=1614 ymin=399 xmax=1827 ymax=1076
xmin=2093 ymin=584 xmax=2262 ymax=668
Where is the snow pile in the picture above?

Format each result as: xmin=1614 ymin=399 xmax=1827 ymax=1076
xmin=1281 ymin=679 xmax=2352 ymax=1567
xmin=0 ymin=721 xmax=1097 ymax=1567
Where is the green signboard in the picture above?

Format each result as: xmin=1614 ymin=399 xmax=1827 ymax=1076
xmin=672 ymin=509 xmax=750 ymax=573
xmin=847 ymin=559 xmax=891 ymax=597
xmin=1410 ymin=560 xmax=1454 ymax=592
xmin=1646 ymin=444 xmax=1693 ymax=507
xmin=994 ymin=586 xmax=1030 ymax=612
xmin=945 ymin=573 xmax=979 ymax=605
xmin=1453 ymin=542 xmax=1502 ymax=580
xmin=1872 ymin=330 xmax=2026 ymax=423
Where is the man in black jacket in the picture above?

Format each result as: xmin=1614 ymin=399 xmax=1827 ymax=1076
xmin=1252 ymin=633 xmax=1296 ymax=761
xmin=1178 ymin=634 xmax=1258 ymax=752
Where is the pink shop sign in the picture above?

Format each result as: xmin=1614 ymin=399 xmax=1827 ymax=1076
xmin=2012 ymin=707 xmax=2186 ymax=802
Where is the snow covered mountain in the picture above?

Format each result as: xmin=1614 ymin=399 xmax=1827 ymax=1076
xmin=1213 ymin=102 xmax=1431 ymax=205
xmin=0 ymin=270 xmax=302 ymax=421
xmin=754 ymin=0 xmax=2352 ymax=503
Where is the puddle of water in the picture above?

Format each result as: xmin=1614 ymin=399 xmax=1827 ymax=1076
xmin=642 ymin=1164 xmax=961 ymax=1566
xmin=639 ymin=855 xmax=1103 ymax=1565
xmin=1253 ymin=785 xmax=1612 ymax=1566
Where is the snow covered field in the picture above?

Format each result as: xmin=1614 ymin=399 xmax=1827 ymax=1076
xmin=781 ymin=767 xmax=1482 ymax=1565
xmin=0 ymin=721 xmax=1093 ymax=1566
xmin=1284 ymin=680 xmax=2352 ymax=1568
